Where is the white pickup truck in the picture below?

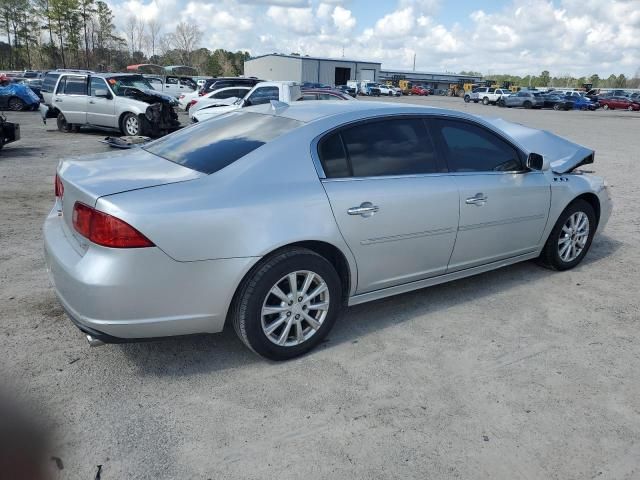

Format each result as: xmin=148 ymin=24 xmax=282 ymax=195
xmin=464 ymin=87 xmax=510 ymax=105
xmin=191 ymin=81 xmax=302 ymax=122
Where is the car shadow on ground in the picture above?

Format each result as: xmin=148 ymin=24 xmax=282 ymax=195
xmin=117 ymin=234 xmax=621 ymax=375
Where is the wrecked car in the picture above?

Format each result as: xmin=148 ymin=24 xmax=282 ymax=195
xmin=40 ymin=73 xmax=180 ymax=137
xmin=0 ymin=82 xmax=40 ymax=111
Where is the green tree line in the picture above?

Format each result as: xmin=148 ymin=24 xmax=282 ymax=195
xmin=0 ymin=0 xmax=249 ymax=76
xmin=460 ymin=70 xmax=640 ymax=89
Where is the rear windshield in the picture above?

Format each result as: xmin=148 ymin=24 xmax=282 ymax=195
xmin=144 ymin=112 xmax=303 ymax=174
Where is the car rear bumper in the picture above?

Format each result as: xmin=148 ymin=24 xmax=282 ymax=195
xmin=43 ymin=208 xmax=256 ymax=340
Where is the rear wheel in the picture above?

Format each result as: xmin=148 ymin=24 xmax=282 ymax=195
xmin=8 ymin=97 xmax=25 ymax=111
xmin=628 ymin=106 xmax=634 ymax=111
xmin=482 ymin=97 xmax=489 ymax=105
xmin=523 ymin=101 xmax=532 ymax=109
xmin=56 ymin=113 xmax=71 ymax=133
xmin=553 ymin=104 xmax=560 ymax=111
xmin=464 ymin=95 xmax=470 ymax=103
xmin=231 ymin=248 xmax=342 ymax=360
xmin=537 ymin=199 xmax=596 ymax=271
xmin=602 ymin=104 xmax=609 ymax=110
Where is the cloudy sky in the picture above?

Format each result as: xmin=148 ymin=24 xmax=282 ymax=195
xmin=109 ymin=0 xmax=640 ymax=77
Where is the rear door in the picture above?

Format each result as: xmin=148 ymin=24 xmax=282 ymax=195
xmin=53 ymin=75 xmax=87 ymax=124
xmin=317 ymin=116 xmax=460 ymax=293
xmin=163 ymin=76 xmax=180 ymax=96
xmin=429 ymin=118 xmax=551 ymax=271
xmin=86 ymin=77 xmax=116 ymax=127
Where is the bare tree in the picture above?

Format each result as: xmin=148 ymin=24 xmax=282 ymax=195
xmin=146 ymin=18 xmax=160 ymax=59
xmin=169 ymin=21 xmax=201 ymax=65
xmin=134 ymin=17 xmax=145 ymax=55
xmin=125 ymin=15 xmax=136 ymax=58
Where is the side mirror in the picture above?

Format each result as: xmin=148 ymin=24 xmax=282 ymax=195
xmin=243 ymin=98 xmax=251 ymax=107
xmin=526 ymin=153 xmax=549 ymax=171
xmin=95 ymin=89 xmax=111 ymax=99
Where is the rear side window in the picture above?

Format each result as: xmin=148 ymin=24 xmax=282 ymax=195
xmin=432 ymin=119 xmax=522 ymax=172
xmin=144 ymin=112 xmax=302 ymax=174
xmin=60 ymin=76 xmax=87 ymax=95
xmin=318 ymin=118 xmax=440 ymax=178
xmin=42 ymin=73 xmax=60 ymax=93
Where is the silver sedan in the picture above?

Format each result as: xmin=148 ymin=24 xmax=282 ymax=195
xmin=44 ymin=101 xmax=612 ymax=360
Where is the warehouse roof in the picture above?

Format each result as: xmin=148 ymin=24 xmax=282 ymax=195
xmin=247 ymin=53 xmax=382 ymax=65
xmin=380 ymin=69 xmax=481 ymax=79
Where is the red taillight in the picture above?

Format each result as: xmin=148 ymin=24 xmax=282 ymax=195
xmin=54 ymin=174 xmax=64 ymax=198
xmin=188 ymin=99 xmax=197 ymax=107
xmin=72 ymin=202 xmax=154 ymax=248
xmin=179 ymin=94 xmax=185 ymax=99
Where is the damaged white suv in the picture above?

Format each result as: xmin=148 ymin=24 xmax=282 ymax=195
xmin=40 ymin=73 xmax=180 ymax=137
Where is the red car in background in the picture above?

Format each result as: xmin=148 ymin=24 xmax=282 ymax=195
xmin=410 ymin=85 xmax=429 ymax=96
xmin=598 ymin=96 xmax=640 ymax=111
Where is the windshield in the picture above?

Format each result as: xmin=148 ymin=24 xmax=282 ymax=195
xmin=144 ymin=112 xmax=303 ymax=174
xmin=106 ymin=75 xmax=154 ymax=96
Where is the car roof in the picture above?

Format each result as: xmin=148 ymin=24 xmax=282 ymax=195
xmin=245 ymin=100 xmax=473 ymax=124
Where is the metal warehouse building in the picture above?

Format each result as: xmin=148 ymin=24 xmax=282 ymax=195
xmin=379 ymin=69 xmax=483 ymax=91
xmin=244 ymin=54 xmax=382 ymax=85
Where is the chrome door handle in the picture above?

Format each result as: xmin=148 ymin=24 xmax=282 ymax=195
xmin=465 ymin=193 xmax=488 ymax=205
xmin=348 ymin=202 xmax=379 ymax=217
xmin=54 ymin=98 xmax=62 ymax=102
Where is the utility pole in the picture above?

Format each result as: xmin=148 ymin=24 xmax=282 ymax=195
xmin=413 ymin=52 xmax=416 ymax=72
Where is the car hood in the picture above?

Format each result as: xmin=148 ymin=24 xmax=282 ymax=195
xmin=123 ymin=87 xmax=178 ymax=106
xmin=194 ymin=103 xmax=239 ymax=119
xmin=483 ymin=117 xmax=594 ymax=173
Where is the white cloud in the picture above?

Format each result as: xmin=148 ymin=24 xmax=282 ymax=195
xmin=107 ymin=0 xmax=640 ymax=76
xmin=332 ymin=6 xmax=355 ymax=31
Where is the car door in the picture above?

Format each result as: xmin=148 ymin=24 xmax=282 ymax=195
xmin=164 ymin=76 xmax=180 ymax=96
xmin=316 ymin=116 xmax=460 ymax=293
xmin=53 ymin=75 xmax=88 ymax=124
xmin=86 ymin=77 xmax=116 ymax=127
xmin=429 ymin=118 xmax=551 ymax=272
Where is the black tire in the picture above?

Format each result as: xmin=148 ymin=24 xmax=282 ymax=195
xmin=464 ymin=95 xmax=470 ymax=103
xmin=498 ymin=100 xmax=505 ymax=107
xmin=388 ymin=91 xmax=393 ymax=96
xmin=553 ymin=104 xmax=560 ymax=111
xmin=7 ymin=97 xmax=25 ymax=111
xmin=523 ymin=101 xmax=532 ymax=109
xmin=602 ymin=104 xmax=609 ymax=110
xmin=482 ymin=97 xmax=489 ymax=105
xmin=537 ymin=199 xmax=596 ymax=271
xmin=121 ymin=112 xmax=141 ymax=136
xmin=56 ymin=113 xmax=71 ymax=133
xmin=231 ymin=248 xmax=342 ymax=360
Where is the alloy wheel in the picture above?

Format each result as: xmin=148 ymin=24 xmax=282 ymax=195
xmin=557 ymin=211 xmax=590 ymax=263
xmin=261 ymin=270 xmax=330 ymax=347
xmin=125 ymin=115 xmax=139 ymax=135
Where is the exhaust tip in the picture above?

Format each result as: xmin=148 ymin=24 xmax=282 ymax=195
xmin=86 ymin=334 xmax=105 ymax=347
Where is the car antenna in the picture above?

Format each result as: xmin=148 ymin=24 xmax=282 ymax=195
xmin=270 ymin=100 xmax=289 ymax=112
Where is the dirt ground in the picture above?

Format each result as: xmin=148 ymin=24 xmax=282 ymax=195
xmin=1 ymin=97 xmax=639 ymax=479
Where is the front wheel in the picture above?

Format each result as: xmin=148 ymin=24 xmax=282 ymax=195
xmin=523 ymin=101 xmax=532 ymax=109
xmin=553 ymin=104 xmax=560 ymax=111
xmin=231 ymin=248 xmax=342 ymax=360
xmin=537 ymin=199 xmax=596 ymax=271
xmin=121 ymin=112 xmax=141 ymax=136
xmin=482 ymin=97 xmax=489 ymax=105
xmin=602 ymin=104 xmax=609 ymax=110
xmin=464 ymin=95 xmax=470 ymax=103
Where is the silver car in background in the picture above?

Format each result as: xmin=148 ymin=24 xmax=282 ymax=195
xmin=498 ymin=91 xmax=544 ymax=109
xmin=44 ymin=101 xmax=612 ymax=360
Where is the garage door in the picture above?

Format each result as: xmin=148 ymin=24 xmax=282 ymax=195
xmin=360 ymin=69 xmax=375 ymax=81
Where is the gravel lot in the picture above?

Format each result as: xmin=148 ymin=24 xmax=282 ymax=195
xmin=1 ymin=97 xmax=639 ymax=479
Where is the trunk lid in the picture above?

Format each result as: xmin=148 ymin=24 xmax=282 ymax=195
xmin=482 ymin=117 xmax=594 ymax=173
xmin=57 ymin=148 xmax=204 ymax=237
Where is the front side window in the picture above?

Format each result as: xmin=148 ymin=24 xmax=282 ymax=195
xmin=303 ymin=93 xmax=318 ymax=100
xmin=144 ymin=112 xmax=302 ymax=174
xmin=90 ymin=77 xmax=108 ymax=96
xmin=42 ymin=73 xmax=60 ymax=93
xmin=317 ymin=118 xmax=440 ymax=178
xmin=432 ymin=119 xmax=522 ymax=173
xmin=166 ymin=77 xmax=178 ymax=85
xmin=106 ymin=75 xmax=153 ymax=96
xmin=247 ymin=86 xmax=279 ymax=105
